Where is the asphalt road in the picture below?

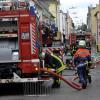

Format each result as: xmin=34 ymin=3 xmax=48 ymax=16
xmin=0 ymin=66 xmax=100 ymax=100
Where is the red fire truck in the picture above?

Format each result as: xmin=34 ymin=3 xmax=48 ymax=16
xmin=0 ymin=0 xmax=56 ymax=89
xmin=69 ymin=32 xmax=92 ymax=53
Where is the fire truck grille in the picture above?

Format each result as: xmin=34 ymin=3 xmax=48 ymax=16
xmin=0 ymin=81 xmax=52 ymax=96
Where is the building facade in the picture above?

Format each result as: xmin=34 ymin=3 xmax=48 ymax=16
xmin=87 ymin=4 xmax=100 ymax=51
xmin=35 ymin=0 xmax=73 ymax=45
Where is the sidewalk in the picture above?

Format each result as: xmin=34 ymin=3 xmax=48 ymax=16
xmin=91 ymin=47 xmax=100 ymax=65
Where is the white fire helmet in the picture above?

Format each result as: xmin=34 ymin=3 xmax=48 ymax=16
xmin=79 ymin=40 xmax=86 ymax=47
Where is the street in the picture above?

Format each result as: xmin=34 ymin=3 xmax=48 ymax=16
xmin=0 ymin=65 xmax=100 ymax=100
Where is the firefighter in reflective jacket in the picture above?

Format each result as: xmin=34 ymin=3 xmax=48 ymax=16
xmin=42 ymin=52 xmax=66 ymax=73
xmin=74 ymin=40 xmax=91 ymax=65
xmin=42 ymin=52 xmax=66 ymax=88
xmin=73 ymin=40 xmax=92 ymax=83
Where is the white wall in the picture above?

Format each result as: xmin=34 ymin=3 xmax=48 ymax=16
xmin=59 ymin=11 xmax=67 ymax=43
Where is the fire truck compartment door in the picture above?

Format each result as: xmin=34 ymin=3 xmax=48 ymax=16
xmin=0 ymin=39 xmax=18 ymax=61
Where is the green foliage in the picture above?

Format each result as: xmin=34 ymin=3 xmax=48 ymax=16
xmin=81 ymin=24 xmax=87 ymax=31
xmin=72 ymin=22 xmax=75 ymax=28
xmin=77 ymin=24 xmax=87 ymax=31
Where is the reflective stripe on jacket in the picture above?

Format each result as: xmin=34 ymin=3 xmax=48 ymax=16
xmin=74 ymin=48 xmax=91 ymax=58
xmin=73 ymin=48 xmax=91 ymax=66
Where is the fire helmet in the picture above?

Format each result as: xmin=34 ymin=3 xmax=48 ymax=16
xmin=79 ymin=40 xmax=86 ymax=47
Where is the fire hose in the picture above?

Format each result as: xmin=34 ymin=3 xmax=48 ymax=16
xmin=39 ymin=68 xmax=82 ymax=90
xmin=37 ymin=55 xmax=97 ymax=90
xmin=38 ymin=60 xmax=98 ymax=90
xmin=39 ymin=58 xmax=100 ymax=90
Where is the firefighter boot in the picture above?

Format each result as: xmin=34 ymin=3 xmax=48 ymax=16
xmin=88 ymin=75 xmax=92 ymax=84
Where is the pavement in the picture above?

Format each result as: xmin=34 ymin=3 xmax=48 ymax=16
xmin=0 ymin=47 xmax=100 ymax=100
xmin=91 ymin=47 xmax=100 ymax=65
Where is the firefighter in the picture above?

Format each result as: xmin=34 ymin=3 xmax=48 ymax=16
xmin=42 ymin=52 xmax=66 ymax=88
xmin=64 ymin=45 xmax=68 ymax=55
xmin=71 ymin=43 xmax=77 ymax=55
xmin=29 ymin=0 xmax=37 ymax=15
xmin=73 ymin=40 xmax=92 ymax=83
xmin=42 ymin=52 xmax=66 ymax=73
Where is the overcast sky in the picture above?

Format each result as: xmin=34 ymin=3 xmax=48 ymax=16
xmin=60 ymin=0 xmax=99 ymax=26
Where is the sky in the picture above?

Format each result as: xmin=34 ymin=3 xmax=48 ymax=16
xmin=60 ymin=0 xmax=99 ymax=26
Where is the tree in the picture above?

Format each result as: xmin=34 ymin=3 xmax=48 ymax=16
xmin=77 ymin=24 xmax=87 ymax=31
xmin=72 ymin=22 xmax=75 ymax=28
xmin=81 ymin=24 xmax=87 ymax=31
